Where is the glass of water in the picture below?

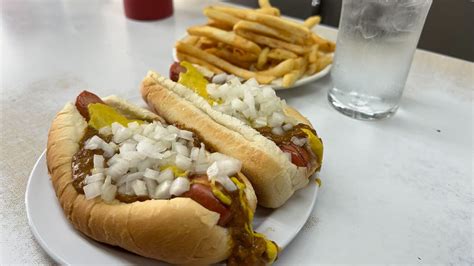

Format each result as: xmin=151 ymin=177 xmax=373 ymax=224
xmin=328 ymin=0 xmax=432 ymax=120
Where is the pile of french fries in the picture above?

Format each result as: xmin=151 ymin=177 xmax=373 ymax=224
xmin=175 ymin=0 xmax=335 ymax=88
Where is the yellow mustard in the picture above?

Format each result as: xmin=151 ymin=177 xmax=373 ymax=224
xmin=178 ymin=61 xmax=217 ymax=105
xmin=159 ymin=165 xmax=187 ymax=177
xmin=211 ymin=185 xmax=232 ymax=205
xmin=301 ymin=128 xmax=323 ymax=165
xmin=87 ymin=103 xmax=142 ymax=130
xmin=231 ymin=176 xmax=279 ymax=262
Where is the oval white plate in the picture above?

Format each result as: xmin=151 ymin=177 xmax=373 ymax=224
xmin=172 ymin=46 xmax=331 ymax=90
xmin=26 ymin=150 xmax=318 ymax=264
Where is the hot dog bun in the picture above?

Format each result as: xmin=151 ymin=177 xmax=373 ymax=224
xmin=141 ymin=71 xmax=319 ymax=208
xmin=46 ymin=96 xmax=257 ymax=264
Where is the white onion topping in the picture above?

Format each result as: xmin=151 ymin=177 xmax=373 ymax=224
xmin=206 ymin=77 xmax=297 ymax=131
xmin=83 ymin=120 xmax=242 ymax=202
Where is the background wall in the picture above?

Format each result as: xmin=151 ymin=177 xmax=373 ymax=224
xmin=227 ymin=0 xmax=474 ymax=62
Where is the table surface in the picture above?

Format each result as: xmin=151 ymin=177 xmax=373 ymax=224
xmin=1 ymin=0 xmax=473 ymax=264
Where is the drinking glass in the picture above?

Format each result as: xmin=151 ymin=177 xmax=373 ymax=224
xmin=328 ymin=0 xmax=432 ymax=120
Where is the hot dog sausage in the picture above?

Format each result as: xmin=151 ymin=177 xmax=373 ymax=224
xmin=279 ymin=143 xmax=311 ymax=168
xmin=169 ymin=62 xmax=187 ymax=82
xmin=75 ymin=90 xmax=105 ymax=120
xmin=183 ymin=176 xmax=232 ymax=226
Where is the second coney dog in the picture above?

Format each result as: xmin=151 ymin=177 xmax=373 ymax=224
xmin=141 ymin=63 xmax=323 ymax=208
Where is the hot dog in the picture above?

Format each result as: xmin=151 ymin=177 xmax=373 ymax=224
xmin=46 ymin=91 xmax=278 ymax=265
xmin=141 ymin=62 xmax=323 ymax=208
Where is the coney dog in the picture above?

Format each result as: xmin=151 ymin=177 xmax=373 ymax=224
xmin=141 ymin=62 xmax=323 ymax=208
xmin=46 ymin=91 xmax=278 ymax=265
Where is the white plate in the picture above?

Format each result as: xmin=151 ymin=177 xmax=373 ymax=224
xmin=172 ymin=45 xmax=331 ymax=90
xmin=26 ymin=151 xmax=318 ymax=264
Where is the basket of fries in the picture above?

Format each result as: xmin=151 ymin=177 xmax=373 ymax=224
xmin=174 ymin=0 xmax=335 ymax=89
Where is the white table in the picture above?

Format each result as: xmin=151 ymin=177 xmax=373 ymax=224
xmin=1 ymin=0 xmax=472 ymax=264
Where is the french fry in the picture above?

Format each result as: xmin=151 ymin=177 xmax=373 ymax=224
xmin=258 ymin=58 xmax=295 ymax=77
xmin=316 ymin=53 xmax=333 ymax=71
xmin=256 ymin=7 xmax=280 ymax=16
xmin=258 ymin=0 xmax=272 ymax=8
xmin=257 ymin=0 xmax=280 ymax=16
xmin=206 ymin=47 xmax=255 ymax=69
xmin=180 ymin=35 xmax=200 ymax=45
xmin=306 ymin=62 xmax=318 ymax=76
xmin=210 ymin=6 xmax=311 ymax=39
xmin=282 ymin=57 xmax=307 ymax=87
xmin=236 ymin=30 xmax=311 ymax=55
xmin=187 ymin=26 xmax=261 ymax=55
xmin=176 ymin=52 xmax=224 ymax=74
xmin=282 ymin=70 xmax=300 ymax=88
xmin=312 ymin=33 xmax=336 ymax=53
xmin=256 ymin=47 xmax=270 ymax=70
xmin=195 ymin=36 xmax=218 ymax=50
xmin=267 ymin=48 xmax=298 ymax=60
xmin=207 ymin=19 xmax=233 ymax=31
xmin=308 ymin=44 xmax=319 ymax=63
xmin=176 ymin=42 xmax=275 ymax=84
xmin=304 ymin=16 xmax=321 ymax=29
xmin=233 ymin=21 xmax=299 ymax=44
xmin=293 ymin=57 xmax=307 ymax=70
xmin=203 ymin=8 xmax=240 ymax=28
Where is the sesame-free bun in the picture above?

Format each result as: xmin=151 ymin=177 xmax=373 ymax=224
xmin=141 ymin=72 xmax=319 ymax=208
xmin=46 ymin=96 xmax=256 ymax=264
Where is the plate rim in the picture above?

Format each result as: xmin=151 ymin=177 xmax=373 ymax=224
xmin=25 ymin=150 xmax=68 ymax=265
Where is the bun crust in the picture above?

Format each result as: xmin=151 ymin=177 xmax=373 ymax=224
xmin=141 ymin=72 xmax=318 ymax=208
xmin=46 ymin=97 xmax=256 ymax=264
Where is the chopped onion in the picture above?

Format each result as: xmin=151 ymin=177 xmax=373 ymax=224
xmin=137 ymin=158 xmax=156 ymax=172
xmin=170 ymin=177 xmax=190 ymax=196
xmin=113 ymin=126 xmax=133 ymax=143
xmin=84 ymin=135 xmax=106 ymax=150
xmin=85 ymin=173 xmax=104 ymax=184
xmin=212 ymin=73 xmax=228 ymax=84
xmin=99 ymin=126 xmax=112 ymax=136
xmin=144 ymin=178 xmax=157 ymax=197
xmin=101 ymin=176 xmax=117 ymax=202
xmin=106 ymin=159 xmax=130 ymax=180
xmin=282 ymin=123 xmax=293 ymax=131
xmin=117 ymin=171 xmax=144 ymax=186
xmin=154 ymin=180 xmax=172 ymax=199
xmin=190 ymin=147 xmax=200 ymax=161
xmin=268 ymin=112 xmax=285 ymax=128
xmin=175 ymin=154 xmax=192 ymax=170
xmin=178 ymin=130 xmax=194 ymax=141
xmin=142 ymin=123 xmax=156 ymax=137
xmin=136 ymin=138 xmax=165 ymax=159
xmin=131 ymin=179 xmax=148 ymax=196
xmin=215 ymin=175 xmax=238 ymax=192
xmin=194 ymin=162 xmax=209 ymax=174
xmin=173 ymin=142 xmax=189 ymax=157
xmin=231 ymin=98 xmax=247 ymax=111
xmin=253 ymin=117 xmax=267 ymax=128
xmin=127 ymin=121 xmax=140 ymax=131
xmin=83 ymin=182 xmax=102 ymax=200
xmin=144 ymin=168 xmax=160 ymax=180
xmin=111 ymin=122 xmax=123 ymax=135
xmin=244 ymin=78 xmax=258 ymax=87
xmin=291 ymin=136 xmax=307 ymax=147
xmin=93 ymin=154 xmax=104 ymax=169
xmin=271 ymin=126 xmax=284 ymax=136
xmin=156 ymin=169 xmax=174 ymax=183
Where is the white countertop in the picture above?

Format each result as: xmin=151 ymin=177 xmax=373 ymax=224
xmin=1 ymin=0 xmax=472 ymax=264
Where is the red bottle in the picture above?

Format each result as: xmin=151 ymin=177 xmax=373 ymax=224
xmin=124 ymin=0 xmax=173 ymax=20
